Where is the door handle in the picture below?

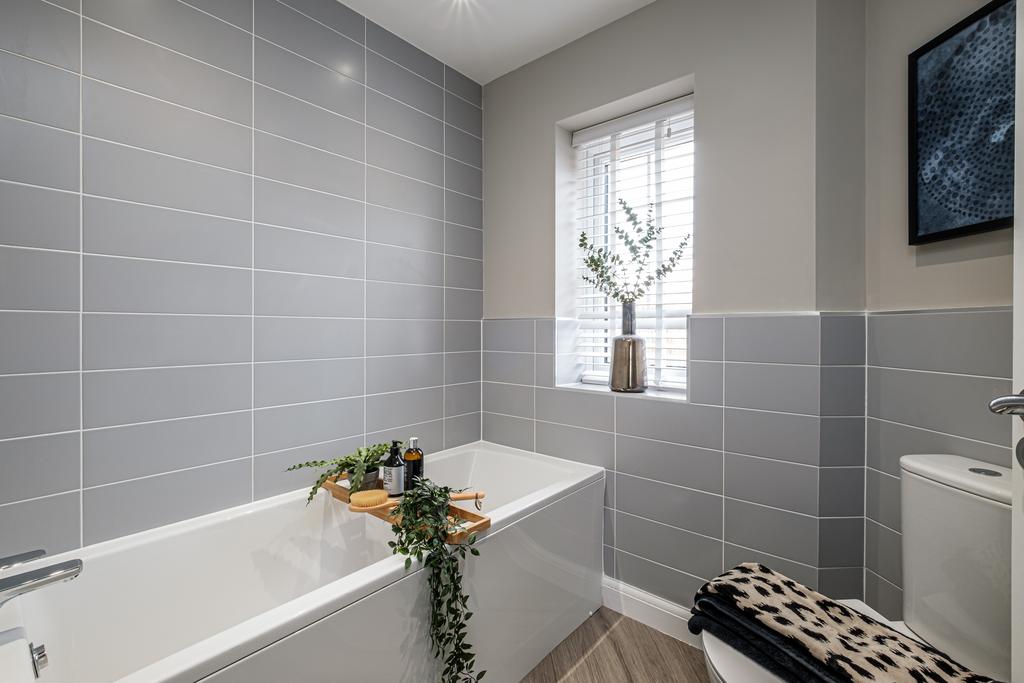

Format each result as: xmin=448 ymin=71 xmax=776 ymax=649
xmin=989 ymin=390 xmax=1024 ymax=419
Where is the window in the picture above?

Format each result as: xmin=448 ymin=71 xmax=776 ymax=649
xmin=572 ymin=96 xmax=694 ymax=392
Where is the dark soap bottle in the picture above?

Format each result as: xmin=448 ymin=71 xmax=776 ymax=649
xmin=404 ymin=436 xmax=424 ymax=490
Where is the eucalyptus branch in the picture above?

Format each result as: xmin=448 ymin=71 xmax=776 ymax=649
xmin=578 ymin=198 xmax=689 ymax=306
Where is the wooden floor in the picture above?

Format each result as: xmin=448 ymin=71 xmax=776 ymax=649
xmin=521 ymin=607 xmax=710 ymax=683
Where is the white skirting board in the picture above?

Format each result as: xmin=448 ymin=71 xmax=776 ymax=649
xmin=601 ymin=575 xmax=703 ymax=649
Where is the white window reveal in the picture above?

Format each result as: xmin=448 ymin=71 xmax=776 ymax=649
xmin=571 ymin=96 xmax=695 ymax=392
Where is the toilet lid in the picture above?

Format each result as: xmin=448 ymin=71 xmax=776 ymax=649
xmin=702 ymin=630 xmax=786 ymax=683
xmin=702 ymin=599 xmax=916 ymax=683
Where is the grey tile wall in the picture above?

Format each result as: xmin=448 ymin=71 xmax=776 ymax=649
xmin=0 ymin=0 xmax=483 ymax=555
xmin=478 ymin=309 xmax=1008 ymax=617
xmin=482 ymin=314 xmax=866 ymax=608
xmin=864 ymin=309 xmax=1012 ymax=619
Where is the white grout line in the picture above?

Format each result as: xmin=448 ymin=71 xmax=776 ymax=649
xmin=725 ymin=541 xmax=822 ymax=572
xmin=253 ymin=434 xmax=368 ymax=459
xmin=720 ymin=323 xmax=726 ymax=572
xmin=256 ymin=220 xmax=482 ymax=260
xmin=83 ymin=15 xmax=252 ymax=81
xmin=0 ymin=46 xmax=79 ymax=76
xmin=815 ymin=316 xmax=821 ymax=577
xmin=865 ymin=567 xmax=903 ymax=591
xmin=361 ymin=18 xmax=368 ymax=449
xmin=612 ymin=547 xmax=709 ymax=584
xmin=80 ymin=191 xmax=250 ymax=224
xmin=0 ymin=429 xmax=81 ymax=444
xmin=865 ymin=516 xmax=902 ymax=537
xmin=0 ymin=310 xmax=484 ymax=323
xmin=82 ymin=454 xmax=255 ymax=492
xmin=867 ymin=363 xmax=1011 ymax=382
xmin=78 ymin=5 xmax=85 ymax=548
xmin=478 ymin=321 xmax=484 ymax=441
xmin=863 ymin=315 xmax=869 ymax=601
xmin=441 ymin=71 xmax=447 ymax=449
xmin=250 ymin=8 xmax=256 ymax=503
xmin=0 ymin=177 xmax=81 ymax=197
xmin=613 ymin=393 xmax=619 ymax=576
xmin=84 ymin=74 xmax=252 ymax=130
xmin=868 ymin=416 xmax=1011 ymax=450
xmin=0 ymin=109 xmax=80 ymax=136
xmin=270 ymin=0 xmax=362 ymax=46
xmin=82 ymin=133 xmax=252 ymax=176
xmin=0 ymin=369 xmax=86 ymax=379
xmin=2 ymin=243 xmax=485 ymax=291
xmin=0 ymin=488 xmax=81 ymax=510
xmin=614 ymin=508 xmax=723 ymax=548
xmin=176 ymin=0 xmax=246 ymax=33
xmin=866 ymin=465 xmax=901 ymax=481
xmin=0 ymin=175 xmax=484 ymax=234
xmin=531 ymin=321 xmax=537 ymax=451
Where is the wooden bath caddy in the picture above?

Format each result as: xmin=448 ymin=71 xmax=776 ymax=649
xmin=320 ymin=476 xmax=490 ymax=545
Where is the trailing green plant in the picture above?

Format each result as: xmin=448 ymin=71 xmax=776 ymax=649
xmin=287 ymin=442 xmax=389 ymax=502
xmin=389 ymin=478 xmax=484 ymax=683
xmin=578 ymin=198 xmax=689 ymax=305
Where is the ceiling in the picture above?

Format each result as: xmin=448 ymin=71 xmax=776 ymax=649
xmin=342 ymin=0 xmax=658 ymax=85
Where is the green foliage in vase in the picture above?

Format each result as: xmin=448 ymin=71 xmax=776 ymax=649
xmin=286 ymin=442 xmax=390 ymax=502
xmin=578 ymin=198 xmax=689 ymax=305
xmin=389 ymin=478 xmax=485 ymax=683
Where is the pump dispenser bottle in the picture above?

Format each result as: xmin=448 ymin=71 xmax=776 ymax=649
xmin=382 ymin=440 xmax=405 ymax=497
xmin=404 ymin=437 xmax=424 ymax=490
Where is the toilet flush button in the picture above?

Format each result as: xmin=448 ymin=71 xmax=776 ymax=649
xmin=968 ymin=467 xmax=1001 ymax=477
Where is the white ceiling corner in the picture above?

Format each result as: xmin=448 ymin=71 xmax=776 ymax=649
xmin=341 ymin=0 xmax=658 ymax=85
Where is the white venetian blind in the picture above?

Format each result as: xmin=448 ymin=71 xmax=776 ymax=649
xmin=572 ymin=96 xmax=694 ymax=391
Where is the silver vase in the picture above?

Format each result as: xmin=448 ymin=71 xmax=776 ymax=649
xmin=610 ymin=301 xmax=647 ymax=393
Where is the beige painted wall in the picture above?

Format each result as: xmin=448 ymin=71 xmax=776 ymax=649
xmin=483 ymin=0 xmax=819 ymax=317
xmin=484 ymin=0 xmax=1013 ymax=317
xmin=865 ymin=0 xmax=1013 ymax=311
xmin=815 ymin=0 xmax=866 ymax=311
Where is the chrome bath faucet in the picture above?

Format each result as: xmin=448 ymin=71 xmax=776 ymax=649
xmin=0 ymin=550 xmax=48 ymax=573
xmin=0 ymin=559 xmax=83 ymax=608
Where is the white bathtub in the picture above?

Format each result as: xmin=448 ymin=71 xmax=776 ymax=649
xmin=0 ymin=442 xmax=604 ymax=682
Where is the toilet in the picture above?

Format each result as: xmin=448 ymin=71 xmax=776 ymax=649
xmin=701 ymin=454 xmax=1012 ymax=683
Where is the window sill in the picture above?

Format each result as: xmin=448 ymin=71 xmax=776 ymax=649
xmin=554 ymin=382 xmax=689 ymax=404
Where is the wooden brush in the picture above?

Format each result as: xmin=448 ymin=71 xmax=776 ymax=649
xmin=348 ymin=488 xmax=390 ymax=512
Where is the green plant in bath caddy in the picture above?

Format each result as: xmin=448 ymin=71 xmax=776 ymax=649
xmin=286 ymin=442 xmax=389 ymax=502
xmin=389 ymin=477 xmax=485 ymax=683
xmin=578 ymin=198 xmax=689 ymax=305
xmin=289 ymin=452 xmax=486 ymax=681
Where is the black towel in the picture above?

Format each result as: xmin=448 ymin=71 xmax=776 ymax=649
xmin=688 ymin=563 xmax=1001 ymax=683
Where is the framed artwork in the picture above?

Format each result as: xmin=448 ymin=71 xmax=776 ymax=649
xmin=908 ymin=0 xmax=1015 ymax=244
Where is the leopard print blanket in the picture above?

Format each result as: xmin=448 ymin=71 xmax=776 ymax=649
xmin=689 ymin=563 xmax=1000 ymax=683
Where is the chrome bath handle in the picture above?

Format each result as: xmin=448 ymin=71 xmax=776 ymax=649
xmin=0 ymin=559 xmax=82 ymax=608
xmin=989 ymin=390 xmax=1024 ymax=418
xmin=0 ymin=550 xmax=46 ymax=573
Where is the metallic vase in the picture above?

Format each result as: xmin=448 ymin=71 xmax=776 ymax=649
xmin=610 ymin=301 xmax=647 ymax=393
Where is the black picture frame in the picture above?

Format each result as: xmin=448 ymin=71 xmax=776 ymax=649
xmin=908 ymin=0 xmax=1016 ymax=245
